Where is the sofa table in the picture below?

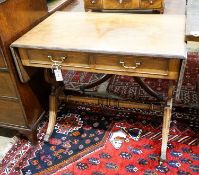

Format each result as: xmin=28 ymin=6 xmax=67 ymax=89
xmin=11 ymin=12 xmax=186 ymax=163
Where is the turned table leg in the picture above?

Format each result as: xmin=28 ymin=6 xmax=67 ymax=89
xmin=44 ymin=93 xmax=57 ymax=142
xmin=44 ymin=86 xmax=61 ymax=142
xmin=160 ymin=98 xmax=172 ymax=163
xmin=44 ymin=69 xmax=64 ymax=142
xmin=160 ymin=81 xmax=173 ymax=164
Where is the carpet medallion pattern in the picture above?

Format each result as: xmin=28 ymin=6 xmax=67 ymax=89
xmin=0 ymin=104 xmax=198 ymax=175
xmin=57 ymin=122 xmax=199 ymax=175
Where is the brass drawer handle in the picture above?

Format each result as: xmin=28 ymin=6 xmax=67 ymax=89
xmin=118 ymin=0 xmax=123 ymax=4
xmin=48 ymin=55 xmax=67 ymax=71
xmin=48 ymin=55 xmax=67 ymax=64
xmin=120 ymin=60 xmax=141 ymax=69
xmin=149 ymin=0 xmax=154 ymax=5
xmin=90 ymin=0 xmax=96 ymax=4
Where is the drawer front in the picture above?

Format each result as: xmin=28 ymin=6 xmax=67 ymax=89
xmin=0 ymin=72 xmax=17 ymax=98
xmin=84 ymin=0 xmax=102 ymax=10
xmin=0 ymin=99 xmax=25 ymax=126
xmin=0 ymin=47 xmax=7 ymax=68
xmin=20 ymin=49 xmax=91 ymax=69
xmin=94 ymin=54 xmax=180 ymax=79
xmin=141 ymin=0 xmax=163 ymax=9
xmin=103 ymin=0 xmax=139 ymax=9
xmin=18 ymin=49 xmax=180 ymax=80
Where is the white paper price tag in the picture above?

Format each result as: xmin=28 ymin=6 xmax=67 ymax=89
xmin=54 ymin=69 xmax=63 ymax=81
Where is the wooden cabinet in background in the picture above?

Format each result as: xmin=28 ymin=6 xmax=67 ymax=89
xmin=0 ymin=47 xmax=7 ymax=68
xmin=84 ymin=0 xmax=164 ymax=13
xmin=0 ymin=0 xmax=48 ymax=143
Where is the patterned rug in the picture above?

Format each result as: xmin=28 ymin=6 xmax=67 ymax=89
xmin=62 ymin=52 xmax=199 ymax=106
xmin=62 ymin=70 xmax=105 ymax=91
xmin=0 ymin=52 xmax=198 ymax=174
xmin=0 ymin=103 xmax=198 ymax=175
xmin=57 ymin=122 xmax=199 ymax=175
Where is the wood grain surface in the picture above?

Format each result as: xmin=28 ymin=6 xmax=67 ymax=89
xmin=12 ymin=12 xmax=186 ymax=59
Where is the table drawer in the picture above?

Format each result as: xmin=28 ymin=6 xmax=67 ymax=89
xmin=141 ymin=0 xmax=162 ymax=9
xmin=18 ymin=49 xmax=180 ymax=80
xmin=0 ymin=47 xmax=7 ymax=68
xmin=0 ymin=99 xmax=25 ymax=126
xmin=19 ymin=49 xmax=91 ymax=69
xmin=84 ymin=0 xmax=163 ymax=10
xmin=94 ymin=54 xmax=180 ymax=79
xmin=0 ymin=72 xmax=17 ymax=98
xmin=103 ymin=0 xmax=139 ymax=9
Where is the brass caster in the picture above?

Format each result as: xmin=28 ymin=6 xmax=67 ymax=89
xmin=159 ymin=158 xmax=165 ymax=165
xmin=44 ymin=134 xmax=50 ymax=142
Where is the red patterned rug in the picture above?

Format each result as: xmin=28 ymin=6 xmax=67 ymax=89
xmin=1 ymin=52 xmax=198 ymax=174
xmin=57 ymin=122 xmax=199 ymax=175
xmin=0 ymin=103 xmax=198 ymax=175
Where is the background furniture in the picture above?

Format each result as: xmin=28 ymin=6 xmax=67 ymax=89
xmin=0 ymin=0 xmax=49 ymax=143
xmin=84 ymin=0 xmax=164 ymax=13
xmin=0 ymin=0 xmax=76 ymax=143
